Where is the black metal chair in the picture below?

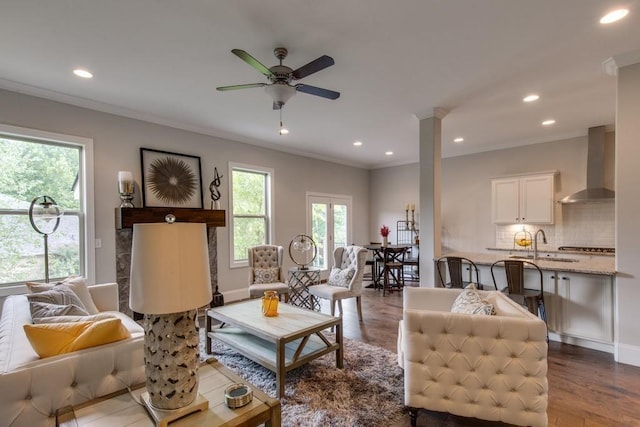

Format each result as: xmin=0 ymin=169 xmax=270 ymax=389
xmin=436 ymin=256 xmax=487 ymax=289
xmin=490 ymin=259 xmax=547 ymax=324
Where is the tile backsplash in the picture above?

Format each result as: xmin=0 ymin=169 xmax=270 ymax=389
xmin=495 ymin=202 xmax=615 ymax=249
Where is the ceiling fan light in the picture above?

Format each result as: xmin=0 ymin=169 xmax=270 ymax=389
xmin=265 ymin=83 xmax=296 ymax=107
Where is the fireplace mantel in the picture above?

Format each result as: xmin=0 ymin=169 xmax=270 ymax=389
xmin=115 ymin=207 xmax=225 ymax=229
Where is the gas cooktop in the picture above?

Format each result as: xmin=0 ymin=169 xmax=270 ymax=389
xmin=558 ymin=246 xmax=615 ymax=254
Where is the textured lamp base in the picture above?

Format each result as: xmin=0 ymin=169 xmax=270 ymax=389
xmin=143 ymin=310 xmax=201 ymax=410
xmin=141 ymin=392 xmax=208 ymax=427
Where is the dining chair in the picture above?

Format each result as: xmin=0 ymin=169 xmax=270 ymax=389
xmin=382 ymin=246 xmax=407 ymax=295
xmin=490 ymin=259 xmax=546 ymax=323
xmin=364 ymin=242 xmax=383 ymax=289
xmin=436 ymin=256 xmax=487 ymax=289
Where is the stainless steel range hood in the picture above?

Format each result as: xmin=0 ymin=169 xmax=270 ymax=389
xmin=559 ymin=126 xmax=615 ymax=203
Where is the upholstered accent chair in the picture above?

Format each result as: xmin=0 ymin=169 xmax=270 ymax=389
xmin=248 ymin=245 xmax=289 ymax=302
xmin=309 ymin=245 xmax=367 ymax=321
xmin=398 ymin=287 xmax=548 ymax=427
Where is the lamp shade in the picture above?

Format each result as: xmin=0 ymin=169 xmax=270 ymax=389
xmin=129 ymin=222 xmax=212 ymax=314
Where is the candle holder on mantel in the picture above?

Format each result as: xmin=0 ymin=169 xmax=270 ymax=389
xmin=118 ymin=171 xmax=135 ymax=208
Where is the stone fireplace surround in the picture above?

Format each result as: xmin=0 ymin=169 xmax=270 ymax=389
xmin=114 ymin=208 xmax=223 ymax=317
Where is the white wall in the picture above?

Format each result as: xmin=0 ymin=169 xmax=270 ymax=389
xmin=0 ymin=89 xmax=370 ymax=299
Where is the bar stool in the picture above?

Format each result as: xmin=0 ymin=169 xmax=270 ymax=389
xmin=436 ymin=256 xmax=488 ymax=289
xmin=490 ymin=259 xmax=547 ymax=323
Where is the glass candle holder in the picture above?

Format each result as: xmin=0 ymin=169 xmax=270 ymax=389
xmin=261 ymin=291 xmax=279 ymax=317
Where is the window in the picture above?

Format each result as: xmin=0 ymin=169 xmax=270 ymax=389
xmin=229 ymin=163 xmax=273 ymax=267
xmin=0 ymin=124 xmax=94 ymax=287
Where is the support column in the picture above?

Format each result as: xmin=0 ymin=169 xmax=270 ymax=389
xmin=605 ymin=51 xmax=640 ymax=367
xmin=417 ymin=108 xmax=447 ymax=287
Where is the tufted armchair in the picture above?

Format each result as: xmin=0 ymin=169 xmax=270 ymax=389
xmin=309 ymin=245 xmax=367 ymax=320
xmin=248 ymin=245 xmax=289 ymax=302
xmin=398 ymin=287 xmax=548 ymax=427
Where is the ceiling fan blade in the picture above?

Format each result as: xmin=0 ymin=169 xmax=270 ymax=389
xmin=231 ymin=49 xmax=274 ymax=78
xmin=295 ymin=84 xmax=340 ymax=100
xmin=291 ymin=55 xmax=335 ymax=80
xmin=216 ymin=83 xmax=266 ymax=91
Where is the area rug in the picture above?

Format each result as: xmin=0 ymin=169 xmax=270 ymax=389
xmin=200 ymin=329 xmax=406 ymax=426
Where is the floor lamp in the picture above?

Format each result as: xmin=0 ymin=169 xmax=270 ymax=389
xmin=129 ymin=219 xmax=213 ymax=424
xmin=28 ymin=195 xmax=64 ymax=283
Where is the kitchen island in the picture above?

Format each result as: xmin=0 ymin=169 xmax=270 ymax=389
xmin=438 ymin=251 xmax=615 ymax=353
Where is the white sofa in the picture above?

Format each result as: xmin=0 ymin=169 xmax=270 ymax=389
xmin=398 ymin=287 xmax=548 ymax=427
xmin=0 ymin=283 xmax=145 ymax=427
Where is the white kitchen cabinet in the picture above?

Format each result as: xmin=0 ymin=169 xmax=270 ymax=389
xmin=492 ymin=173 xmax=555 ymax=224
xmin=556 ymin=272 xmax=613 ymax=343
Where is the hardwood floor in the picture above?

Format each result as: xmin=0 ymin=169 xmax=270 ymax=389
xmin=323 ymin=285 xmax=640 ymax=427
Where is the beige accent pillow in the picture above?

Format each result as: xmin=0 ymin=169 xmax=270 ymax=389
xmin=328 ymin=267 xmax=355 ymax=288
xmin=26 ymin=276 xmax=100 ymax=315
xmin=451 ymin=288 xmax=496 ymax=315
xmin=34 ymin=313 xmax=116 ymax=324
xmin=253 ymin=267 xmax=280 ymax=284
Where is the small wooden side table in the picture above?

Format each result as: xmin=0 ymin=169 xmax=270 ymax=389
xmin=287 ymin=267 xmax=321 ymax=311
xmin=56 ymin=358 xmax=281 ymax=427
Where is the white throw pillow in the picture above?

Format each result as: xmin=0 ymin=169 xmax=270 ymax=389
xmin=26 ymin=276 xmax=100 ymax=315
xmin=253 ymin=267 xmax=280 ymax=284
xmin=451 ymin=288 xmax=495 ymax=315
xmin=328 ymin=267 xmax=355 ymax=288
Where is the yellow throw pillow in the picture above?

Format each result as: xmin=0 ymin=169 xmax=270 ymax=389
xmin=23 ymin=318 xmax=131 ymax=358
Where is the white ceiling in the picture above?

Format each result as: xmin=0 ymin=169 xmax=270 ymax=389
xmin=1 ymin=1 xmax=638 ymax=169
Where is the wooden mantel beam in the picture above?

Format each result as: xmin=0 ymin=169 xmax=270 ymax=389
xmin=115 ymin=207 xmax=226 ymax=229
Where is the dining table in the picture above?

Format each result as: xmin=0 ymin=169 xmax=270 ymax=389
xmin=363 ymin=244 xmax=412 ymax=290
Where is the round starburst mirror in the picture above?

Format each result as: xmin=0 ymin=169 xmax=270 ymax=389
xmin=288 ymin=234 xmax=317 ymax=270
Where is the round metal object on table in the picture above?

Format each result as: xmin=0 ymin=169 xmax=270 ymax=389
xmin=288 ymin=234 xmax=317 ymax=270
xmin=225 ymin=383 xmax=253 ymax=408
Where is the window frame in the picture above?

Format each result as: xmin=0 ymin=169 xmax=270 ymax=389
xmin=0 ymin=123 xmax=95 ymax=293
xmin=228 ymin=162 xmax=274 ymax=269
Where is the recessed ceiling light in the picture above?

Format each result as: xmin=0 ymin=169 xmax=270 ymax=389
xmin=600 ymin=9 xmax=629 ymax=24
xmin=385 ymin=151 xmax=393 ymax=156
xmin=542 ymin=119 xmax=556 ymax=126
xmin=73 ymin=68 xmax=93 ymax=79
xmin=353 ymin=141 xmax=363 ymax=146
xmin=523 ymin=94 xmax=539 ymax=102
xmin=453 ymin=137 xmax=464 ymax=143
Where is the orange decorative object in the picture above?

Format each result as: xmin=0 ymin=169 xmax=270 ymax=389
xmin=261 ymin=291 xmax=279 ymax=317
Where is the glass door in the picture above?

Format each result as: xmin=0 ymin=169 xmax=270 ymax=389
xmin=307 ymin=194 xmax=351 ymax=271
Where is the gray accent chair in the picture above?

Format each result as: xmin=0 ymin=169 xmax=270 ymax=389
xmin=248 ymin=245 xmax=289 ymax=302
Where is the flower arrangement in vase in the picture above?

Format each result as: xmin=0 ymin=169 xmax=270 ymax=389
xmin=380 ymin=225 xmax=390 ymax=247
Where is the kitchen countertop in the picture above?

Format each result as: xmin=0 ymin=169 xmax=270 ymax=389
xmin=441 ymin=251 xmax=616 ymax=276
xmin=486 ymin=247 xmax=615 ymax=257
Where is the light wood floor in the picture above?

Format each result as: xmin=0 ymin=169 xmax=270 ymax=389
xmin=322 ymin=285 xmax=640 ymax=427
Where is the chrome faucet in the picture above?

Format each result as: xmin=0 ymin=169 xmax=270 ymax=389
xmin=533 ymin=229 xmax=547 ymax=260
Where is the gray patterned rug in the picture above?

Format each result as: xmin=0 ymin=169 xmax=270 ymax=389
xmin=200 ymin=329 xmax=406 ymax=426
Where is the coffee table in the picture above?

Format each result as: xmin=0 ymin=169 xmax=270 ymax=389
xmin=56 ymin=358 xmax=281 ymax=427
xmin=205 ymin=299 xmax=343 ymax=398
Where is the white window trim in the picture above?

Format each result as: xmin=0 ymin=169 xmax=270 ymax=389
xmin=0 ymin=123 xmax=95 ymax=296
xmin=228 ymin=162 xmax=274 ymax=269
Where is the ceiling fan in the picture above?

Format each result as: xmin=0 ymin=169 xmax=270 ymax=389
xmin=216 ymin=47 xmax=340 ymax=110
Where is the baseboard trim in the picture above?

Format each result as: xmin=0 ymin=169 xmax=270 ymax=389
xmin=548 ymin=332 xmax=614 ymax=354
xmin=615 ymin=342 xmax=640 ymax=367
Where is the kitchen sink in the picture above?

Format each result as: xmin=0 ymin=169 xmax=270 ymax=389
xmin=509 ymin=255 xmax=579 ymax=263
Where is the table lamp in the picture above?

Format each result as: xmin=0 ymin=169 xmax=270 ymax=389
xmin=129 ymin=219 xmax=212 ymax=424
